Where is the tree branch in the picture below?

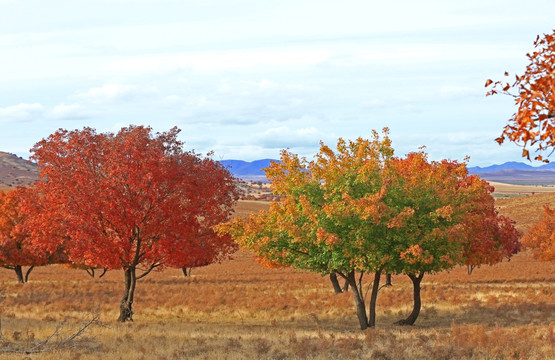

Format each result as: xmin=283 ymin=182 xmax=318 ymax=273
xmin=24 ymin=266 xmax=34 ymax=283
xmin=0 ymin=312 xmax=101 ymax=354
xmin=136 ymin=262 xmax=161 ymax=280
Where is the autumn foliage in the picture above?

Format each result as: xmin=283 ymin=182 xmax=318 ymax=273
xmin=27 ymin=125 xmax=238 ymax=321
xmin=219 ymin=130 xmax=520 ymax=329
xmin=0 ymin=187 xmax=65 ymax=283
xmin=521 ymin=205 xmax=555 ymax=261
xmin=486 ymin=30 xmax=555 ymax=161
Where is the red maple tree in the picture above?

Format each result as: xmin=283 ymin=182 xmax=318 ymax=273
xmin=456 ymin=177 xmax=521 ymax=274
xmin=30 ymin=125 xmax=238 ymax=321
xmin=0 ymin=187 xmax=65 ymax=283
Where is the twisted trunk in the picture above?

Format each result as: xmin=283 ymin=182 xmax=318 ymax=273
xmin=396 ymin=272 xmax=424 ymax=326
xmin=118 ymin=267 xmax=137 ymax=322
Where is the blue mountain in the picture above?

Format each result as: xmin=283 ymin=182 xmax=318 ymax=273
xmin=219 ymin=159 xmax=278 ymax=177
xmin=468 ymin=161 xmax=536 ymax=173
xmin=538 ymin=162 xmax=555 ymax=170
xmin=220 ymin=159 xmax=555 ymax=182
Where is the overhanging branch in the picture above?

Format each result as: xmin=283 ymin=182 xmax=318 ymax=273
xmin=136 ymin=262 xmax=161 ymax=280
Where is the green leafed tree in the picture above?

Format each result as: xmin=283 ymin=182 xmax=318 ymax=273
xmin=218 ymin=130 xmax=520 ymax=330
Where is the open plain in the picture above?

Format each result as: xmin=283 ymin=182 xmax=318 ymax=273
xmin=0 ymin=197 xmax=554 ymax=359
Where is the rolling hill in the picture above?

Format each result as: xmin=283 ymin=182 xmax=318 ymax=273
xmin=0 ymin=151 xmax=39 ymax=191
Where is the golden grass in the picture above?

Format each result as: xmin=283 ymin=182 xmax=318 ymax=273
xmin=489 ymin=181 xmax=555 ymax=196
xmin=0 ymin=199 xmax=553 ymax=359
xmin=496 ymin=192 xmax=555 ymax=231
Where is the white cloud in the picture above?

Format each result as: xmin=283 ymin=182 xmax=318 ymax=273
xmin=162 ymin=95 xmax=183 ymax=104
xmin=103 ymin=48 xmax=333 ymax=73
xmin=49 ymin=103 xmax=90 ymax=120
xmin=251 ymin=78 xmax=278 ymax=90
xmin=256 ymin=125 xmax=332 ymax=149
xmin=0 ymin=103 xmax=43 ymax=122
xmin=75 ymin=83 xmax=157 ymax=104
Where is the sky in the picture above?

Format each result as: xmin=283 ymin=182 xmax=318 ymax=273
xmin=1 ymin=0 xmax=554 ymax=167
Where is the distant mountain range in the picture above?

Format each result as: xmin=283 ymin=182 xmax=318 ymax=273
xmin=467 ymin=161 xmax=555 ymax=173
xmin=467 ymin=162 xmax=555 ymax=185
xmin=220 ymin=159 xmax=555 ymax=185
xmin=219 ymin=159 xmax=276 ymax=181
xmin=2 ymin=151 xmax=555 ymax=188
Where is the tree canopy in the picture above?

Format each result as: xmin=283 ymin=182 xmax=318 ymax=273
xmin=219 ymin=130 xmax=520 ymax=329
xmin=521 ymin=205 xmax=555 ymax=262
xmin=0 ymin=187 xmax=65 ymax=283
xmin=487 ymin=29 xmax=555 ymax=162
xmin=28 ymin=125 xmax=239 ymax=321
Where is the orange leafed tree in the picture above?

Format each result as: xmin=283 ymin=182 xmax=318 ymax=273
xmin=486 ymin=30 xmax=555 ymax=161
xmin=218 ymin=130 xmax=520 ymax=330
xmin=29 ymin=125 xmax=238 ymax=321
xmin=385 ymin=153 xmax=520 ymax=325
xmin=521 ymin=205 xmax=555 ymax=261
xmin=0 ymin=187 xmax=65 ymax=283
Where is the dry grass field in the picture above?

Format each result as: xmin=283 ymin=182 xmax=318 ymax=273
xmin=0 ymin=198 xmax=554 ymax=359
xmin=489 ymin=181 xmax=555 ymax=198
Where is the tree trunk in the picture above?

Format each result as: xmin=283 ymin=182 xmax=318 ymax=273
xmin=24 ymin=266 xmax=34 ymax=283
xmin=346 ymin=271 xmax=368 ymax=330
xmin=86 ymin=268 xmax=95 ymax=277
xmin=118 ymin=267 xmax=137 ymax=322
xmin=329 ymin=273 xmax=343 ymax=293
xmin=342 ymin=279 xmax=349 ymax=292
xmin=182 ymin=267 xmax=188 ymax=277
xmin=385 ymin=273 xmax=392 ymax=286
xmin=395 ymin=272 xmax=424 ymax=326
xmin=14 ymin=265 xmax=24 ymax=284
xmin=368 ymin=270 xmax=382 ymax=327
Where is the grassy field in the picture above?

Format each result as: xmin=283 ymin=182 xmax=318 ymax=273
xmin=0 ymin=198 xmax=554 ymax=359
xmin=489 ymin=181 xmax=555 ymax=198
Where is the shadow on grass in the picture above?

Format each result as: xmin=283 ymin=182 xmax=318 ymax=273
xmin=381 ymin=302 xmax=555 ymax=330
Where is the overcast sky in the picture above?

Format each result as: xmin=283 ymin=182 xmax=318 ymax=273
xmin=1 ymin=0 xmax=554 ymax=166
